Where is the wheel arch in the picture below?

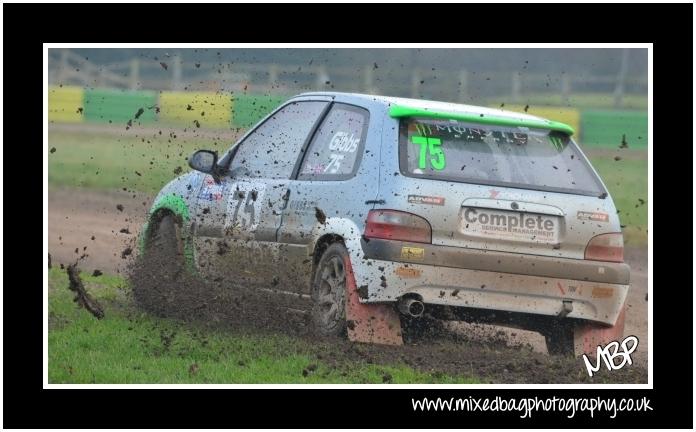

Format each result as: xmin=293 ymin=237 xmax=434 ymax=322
xmin=306 ymin=217 xmax=367 ymax=290
xmin=139 ymin=193 xmax=195 ymax=270
xmin=312 ymin=234 xmax=345 ymax=263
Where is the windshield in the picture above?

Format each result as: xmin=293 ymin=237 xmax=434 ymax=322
xmin=399 ymin=117 xmax=606 ymax=196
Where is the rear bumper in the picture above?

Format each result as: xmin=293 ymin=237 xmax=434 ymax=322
xmin=361 ymin=238 xmax=630 ymax=285
xmin=357 ymin=239 xmax=630 ymax=326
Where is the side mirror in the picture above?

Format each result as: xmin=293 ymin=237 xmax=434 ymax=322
xmin=188 ymin=150 xmax=218 ymax=174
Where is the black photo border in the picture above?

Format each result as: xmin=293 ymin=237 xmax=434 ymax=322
xmin=3 ymin=2 xmax=692 ymax=429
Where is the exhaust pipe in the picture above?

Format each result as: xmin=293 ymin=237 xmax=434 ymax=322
xmin=398 ymin=298 xmax=425 ymax=318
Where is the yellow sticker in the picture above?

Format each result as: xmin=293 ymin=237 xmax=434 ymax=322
xmin=395 ymin=266 xmax=422 ymax=278
xmin=591 ymin=287 xmax=613 ymax=299
xmin=400 ymin=246 xmax=425 ymax=261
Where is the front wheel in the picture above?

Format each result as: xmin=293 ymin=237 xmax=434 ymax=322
xmin=310 ymin=243 xmax=348 ymax=336
xmin=133 ymin=214 xmax=185 ymax=314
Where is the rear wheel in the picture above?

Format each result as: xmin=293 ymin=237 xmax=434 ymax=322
xmin=133 ymin=214 xmax=185 ymax=314
xmin=310 ymin=243 xmax=348 ymax=336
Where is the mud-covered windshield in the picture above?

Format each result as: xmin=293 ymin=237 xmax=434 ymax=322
xmin=399 ymin=117 xmax=606 ymax=197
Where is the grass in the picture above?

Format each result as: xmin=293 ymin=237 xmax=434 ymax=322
xmin=589 ymin=156 xmax=648 ymax=245
xmin=48 ymin=130 xmax=231 ymax=194
xmin=48 ymin=268 xmax=480 ymax=384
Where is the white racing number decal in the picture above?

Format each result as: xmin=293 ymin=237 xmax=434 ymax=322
xmin=323 ymin=131 xmax=359 ymax=174
xmin=225 ymin=181 xmax=266 ymax=232
xmin=324 ymin=153 xmax=345 ymax=173
xmin=329 ymin=131 xmax=360 ymax=153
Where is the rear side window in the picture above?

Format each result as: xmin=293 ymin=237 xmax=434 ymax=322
xmin=298 ymin=103 xmax=369 ymax=180
xmin=399 ymin=117 xmax=606 ymax=196
xmin=230 ymin=101 xmax=328 ymax=179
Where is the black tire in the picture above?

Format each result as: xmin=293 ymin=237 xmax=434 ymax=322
xmin=542 ymin=320 xmax=575 ymax=356
xmin=310 ymin=243 xmax=348 ymax=337
xmin=133 ymin=214 xmax=185 ymax=314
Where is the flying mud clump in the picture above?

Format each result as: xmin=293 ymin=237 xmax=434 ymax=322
xmin=66 ymin=264 xmax=104 ymax=319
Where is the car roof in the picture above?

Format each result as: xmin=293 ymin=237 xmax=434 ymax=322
xmin=295 ymin=91 xmax=575 ymax=135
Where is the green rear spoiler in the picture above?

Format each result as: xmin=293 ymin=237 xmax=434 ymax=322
xmin=388 ymin=105 xmax=575 ymax=136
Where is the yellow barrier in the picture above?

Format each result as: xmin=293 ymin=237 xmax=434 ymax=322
xmin=159 ymin=91 xmax=232 ymax=128
xmin=48 ymin=86 xmax=84 ymax=123
xmin=494 ymin=105 xmax=581 ymax=137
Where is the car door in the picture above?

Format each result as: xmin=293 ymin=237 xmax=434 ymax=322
xmin=276 ymin=102 xmax=373 ymax=293
xmin=191 ymin=99 xmax=331 ymax=288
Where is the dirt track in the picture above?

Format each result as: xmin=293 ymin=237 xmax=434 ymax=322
xmin=48 ymin=186 xmax=649 ymax=381
xmin=48 ymin=187 xmax=153 ymax=275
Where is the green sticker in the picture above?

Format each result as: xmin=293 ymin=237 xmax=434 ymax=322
xmin=411 ymin=135 xmax=445 ymax=170
xmin=549 ymin=135 xmax=564 ymax=151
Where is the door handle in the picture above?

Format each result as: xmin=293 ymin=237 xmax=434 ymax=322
xmin=279 ymin=189 xmax=291 ymax=210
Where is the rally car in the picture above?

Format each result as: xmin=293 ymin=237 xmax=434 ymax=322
xmin=138 ymin=92 xmax=630 ymax=356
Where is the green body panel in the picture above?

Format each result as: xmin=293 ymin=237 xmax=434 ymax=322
xmin=388 ymin=105 xmax=575 ymax=136
xmin=232 ymin=94 xmax=286 ymax=128
xmin=84 ymin=88 xmax=158 ymax=124
xmin=150 ymin=193 xmax=191 ymax=222
xmin=580 ymin=110 xmax=648 ymax=149
xmin=140 ymin=193 xmax=195 ymax=271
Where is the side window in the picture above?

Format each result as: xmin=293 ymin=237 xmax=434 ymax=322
xmin=297 ymin=104 xmax=369 ymax=181
xmin=230 ymin=101 xmax=328 ymax=179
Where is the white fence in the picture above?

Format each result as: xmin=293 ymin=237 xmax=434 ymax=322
xmin=48 ymin=49 xmax=647 ymax=107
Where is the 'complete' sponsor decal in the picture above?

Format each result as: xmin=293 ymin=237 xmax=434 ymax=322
xmin=461 ymin=207 xmax=559 ymax=243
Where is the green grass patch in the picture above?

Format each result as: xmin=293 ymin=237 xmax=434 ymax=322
xmin=48 ymin=130 xmax=233 ymax=194
xmin=232 ymin=94 xmax=287 ymax=128
xmin=580 ymin=110 xmax=648 ymax=149
xmin=48 ymin=268 xmax=480 ymax=384
xmin=588 ymin=156 xmax=648 ymax=245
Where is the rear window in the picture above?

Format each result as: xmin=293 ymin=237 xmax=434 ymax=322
xmin=398 ymin=117 xmax=606 ymax=196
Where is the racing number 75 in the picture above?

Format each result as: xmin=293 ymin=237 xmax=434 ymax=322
xmin=230 ymin=191 xmax=256 ymax=229
xmin=225 ymin=182 xmax=265 ymax=232
xmin=411 ymin=136 xmax=445 ymax=170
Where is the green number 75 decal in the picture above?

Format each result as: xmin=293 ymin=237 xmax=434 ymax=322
xmin=411 ymin=135 xmax=445 ymax=170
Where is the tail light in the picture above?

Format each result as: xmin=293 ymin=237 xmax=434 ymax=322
xmin=365 ymin=210 xmax=432 ymax=243
xmin=585 ymin=233 xmax=624 ymax=262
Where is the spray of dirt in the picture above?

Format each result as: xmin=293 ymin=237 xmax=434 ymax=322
xmin=129 ymin=216 xmax=312 ymax=335
xmin=128 ymin=245 xmax=647 ymax=384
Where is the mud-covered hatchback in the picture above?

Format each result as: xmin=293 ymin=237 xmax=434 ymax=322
xmin=139 ymin=92 xmax=630 ymax=356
